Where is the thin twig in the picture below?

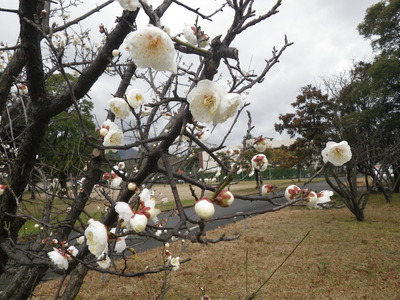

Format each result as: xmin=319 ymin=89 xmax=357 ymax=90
xmin=246 ymin=230 xmax=311 ymax=299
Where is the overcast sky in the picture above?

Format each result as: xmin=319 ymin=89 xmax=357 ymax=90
xmin=1 ymin=0 xmax=377 ymax=146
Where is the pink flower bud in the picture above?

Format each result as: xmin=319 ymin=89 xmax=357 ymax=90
xmin=194 ymin=198 xmax=215 ymax=219
xmin=102 ymin=172 xmax=111 ymax=180
xmin=0 ymin=184 xmax=7 ymax=195
xmin=215 ymin=190 xmax=234 ymax=207
xmin=261 ymin=184 xmax=274 ymax=196
xmin=284 ymin=184 xmax=302 ymax=201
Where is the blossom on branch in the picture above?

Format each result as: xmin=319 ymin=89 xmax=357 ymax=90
xmin=187 ymin=80 xmax=242 ymax=125
xmin=103 ymin=126 xmax=124 ymax=153
xmin=126 ymin=26 xmax=177 ymax=73
xmin=48 ymin=248 xmax=70 ymax=270
xmin=317 ymin=190 xmax=334 ymax=207
xmin=110 ymin=228 xmax=127 ymax=253
xmin=261 ymin=184 xmax=274 ymax=196
xmin=215 ymin=190 xmax=234 ymax=207
xmin=183 ymin=24 xmax=197 ymax=45
xmin=284 ymin=185 xmax=302 ymax=201
xmin=170 ymin=256 xmax=180 ymax=271
xmin=115 ymin=202 xmax=134 ymax=229
xmin=304 ymin=191 xmax=318 ymax=209
xmin=321 ymin=141 xmax=352 ymax=167
xmin=253 ymin=137 xmax=267 ymax=152
xmin=126 ymin=88 xmax=145 ymax=109
xmin=130 ymin=213 xmax=148 ymax=233
xmin=116 ymin=0 xmax=146 ymax=11
xmin=251 ymin=154 xmax=268 ymax=171
xmin=108 ymin=97 xmax=130 ymax=120
xmin=194 ymin=197 xmax=215 ymax=219
xmin=84 ymin=219 xmax=108 ymax=257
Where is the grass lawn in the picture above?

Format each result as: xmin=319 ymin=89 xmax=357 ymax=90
xmin=32 ymin=191 xmax=400 ymax=300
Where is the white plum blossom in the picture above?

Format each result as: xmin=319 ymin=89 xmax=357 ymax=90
xmin=170 ymin=256 xmax=180 ymax=271
xmin=103 ymin=127 xmax=124 ymax=153
xmin=126 ymin=88 xmax=145 ymax=109
xmin=48 ymin=248 xmax=69 ymax=270
xmin=218 ymin=92 xmax=242 ymax=123
xmin=251 ymin=154 xmax=268 ymax=171
xmin=187 ymin=79 xmax=242 ymax=125
xmin=97 ymin=254 xmax=111 ymax=269
xmin=140 ymin=188 xmax=161 ymax=222
xmin=197 ymin=128 xmax=211 ymax=142
xmin=110 ymin=228 xmax=127 ymax=253
xmin=130 ymin=213 xmax=148 ymax=233
xmin=183 ymin=24 xmax=197 ymax=45
xmin=118 ymin=162 xmax=125 ymax=170
xmin=67 ymin=245 xmax=79 ymax=257
xmin=84 ymin=219 xmax=108 ymax=257
xmin=317 ymin=190 xmax=334 ymax=207
xmin=194 ymin=198 xmax=215 ymax=219
xmin=284 ymin=185 xmax=302 ymax=201
xmin=110 ymin=175 xmax=122 ymax=188
xmin=126 ymin=26 xmax=177 ymax=73
xmin=321 ymin=141 xmax=352 ymax=167
xmin=215 ymin=190 xmax=234 ymax=207
xmin=116 ymin=0 xmax=146 ymax=11
xmin=108 ymin=97 xmax=130 ymax=120
xmin=115 ymin=202 xmax=134 ymax=229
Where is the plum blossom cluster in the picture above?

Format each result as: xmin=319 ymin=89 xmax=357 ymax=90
xmin=47 ymin=246 xmax=78 ymax=270
xmin=115 ymin=188 xmax=161 ymax=233
xmin=44 ymin=238 xmax=78 ymax=270
xmin=102 ymin=162 xmax=126 ymax=188
xmin=283 ymin=184 xmax=334 ymax=209
xmin=194 ymin=189 xmax=235 ymax=220
xmin=187 ymin=79 xmax=242 ymax=125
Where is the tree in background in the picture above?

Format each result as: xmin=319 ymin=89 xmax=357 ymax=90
xmin=275 ymin=85 xmax=339 ymax=173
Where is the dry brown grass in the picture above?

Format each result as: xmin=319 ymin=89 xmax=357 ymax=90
xmin=33 ymin=194 xmax=400 ymax=300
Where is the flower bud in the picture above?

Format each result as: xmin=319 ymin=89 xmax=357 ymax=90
xmin=284 ymin=184 xmax=302 ymax=201
xmin=194 ymin=198 xmax=215 ymax=219
xmin=304 ymin=191 xmax=318 ymax=209
xmin=214 ymin=190 xmax=234 ymax=207
xmin=130 ymin=213 xmax=148 ymax=233
xmin=261 ymin=184 xmax=273 ymax=196
xmin=127 ymin=182 xmax=137 ymax=191
xmin=99 ymin=127 xmax=108 ymax=137
xmin=112 ymin=49 xmax=120 ymax=57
